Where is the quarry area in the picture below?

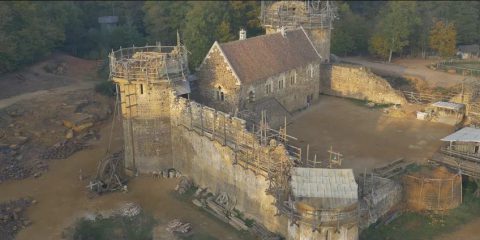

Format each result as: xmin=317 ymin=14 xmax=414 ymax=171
xmin=1 ymin=1 xmax=480 ymax=240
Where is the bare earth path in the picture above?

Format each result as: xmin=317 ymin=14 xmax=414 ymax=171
xmin=0 ymin=81 xmax=96 ymax=109
xmin=0 ymin=52 xmax=100 ymax=110
xmin=341 ymin=57 xmax=465 ymax=88
xmin=437 ymin=217 xmax=480 ymax=240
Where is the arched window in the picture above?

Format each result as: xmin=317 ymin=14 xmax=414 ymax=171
xmin=248 ymin=90 xmax=255 ymax=103
xmin=290 ymin=70 xmax=297 ymax=85
xmin=216 ymin=86 xmax=225 ymax=101
xmin=278 ymin=75 xmax=285 ymax=90
xmin=265 ymin=82 xmax=272 ymax=95
xmin=307 ymin=64 xmax=314 ymax=78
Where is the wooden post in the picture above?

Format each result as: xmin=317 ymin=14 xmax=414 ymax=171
xmin=306 ymin=144 xmax=310 ymax=167
xmin=438 ymin=180 xmax=441 ymax=210
xmin=211 ymin=112 xmax=216 ymax=141
xmin=224 ymin=115 xmax=227 ymax=146
xmin=189 ymin=104 xmax=193 ymax=131
xmin=200 ymin=107 xmax=204 ymax=136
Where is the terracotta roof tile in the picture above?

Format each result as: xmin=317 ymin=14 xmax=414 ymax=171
xmin=218 ymin=29 xmax=320 ymax=84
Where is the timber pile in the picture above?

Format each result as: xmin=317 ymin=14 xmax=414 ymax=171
xmin=0 ymin=198 xmax=35 ymax=240
xmin=166 ymin=219 xmax=192 ymax=234
xmin=117 ymin=202 xmax=141 ymax=217
xmin=373 ymin=158 xmax=411 ymax=179
xmin=250 ymin=222 xmax=281 ymax=240
xmin=40 ymin=139 xmax=87 ymax=160
xmin=192 ymin=191 xmax=280 ymax=238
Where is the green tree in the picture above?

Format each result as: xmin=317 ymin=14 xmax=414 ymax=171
xmin=183 ymin=1 xmax=233 ymax=70
xmin=369 ymin=2 xmax=419 ymax=62
xmin=228 ymin=1 xmax=263 ymax=37
xmin=429 ymin=20 xmax=456 ymax=58
xmin=0 ymin=2 xmax=73 ymax=73
xmin=143 ymin=1 xmax=191 ymax=45
xmin=331 ymin=2 xmax=368 ymax=56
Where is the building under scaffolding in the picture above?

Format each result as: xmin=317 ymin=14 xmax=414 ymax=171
xmin=109 ymin=43 xmax=190 ymax=173
xmin=260 ymin=0 xmax=337 ymax=62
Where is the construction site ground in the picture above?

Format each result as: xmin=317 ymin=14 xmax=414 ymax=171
xmin=0 ymin=122 xmax=247 ymax=240
xmin=341 ymin=57 xmax=465 ymax=88
xmin=288 ymin=95 xmax=454 ymax=174
xmin=0 ymin=53 xmax=476 ymax=239
xmin=0 ymin=53 xmax=246 ymax=239
xmin=437 ymin=217 xmax=480 ymax=240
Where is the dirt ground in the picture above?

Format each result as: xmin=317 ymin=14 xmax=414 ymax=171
xmin=341 ymin=57 xmax=465 ymax=88
xmin=0 ymin=52 xmax=99 ymax=101
xmin=0 ymin=119 xmax=245 ymax=240
xmin=0 ymin=53 xmax=245 ymax=239
xmin=437 ymin=217 xmax=480 ymax=240
xmin=0 ymin=52 xmax=470 ymax=239
xmin=288 ymin=96 xmax=454 ymax=174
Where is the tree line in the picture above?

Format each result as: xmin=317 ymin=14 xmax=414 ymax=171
xmin=0 ymin=1 xmax=261 ymax=73
xmin=332 ymin=1 xmax=480 ymax=62
xmin=1 ymin=1 xmax=479 ymax=74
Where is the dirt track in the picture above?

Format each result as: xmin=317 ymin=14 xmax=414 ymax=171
xmin=437 ymin=217 xmax=480 ymax=240
xmin=342 ymin=57 xmax=465 ymax=88
xmin=0 ymin=52 xmax=99 ymax=101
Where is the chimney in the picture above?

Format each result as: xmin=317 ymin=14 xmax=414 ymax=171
xmin=239 ymin=28 xmax=246 ymax=40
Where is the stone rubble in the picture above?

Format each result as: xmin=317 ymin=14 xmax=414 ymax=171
xmin=0 ymin=197 xmax=34 ymax=240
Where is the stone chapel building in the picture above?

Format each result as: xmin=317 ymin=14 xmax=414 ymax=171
xmin=193 ymin=28 xmax=322 ymax=126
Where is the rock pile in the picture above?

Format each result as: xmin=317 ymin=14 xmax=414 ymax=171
xmin=117 ymin=202 xmax=141 ymax=217
xmin=166 ymin=219 xmax=192 ymax=234
xmin=0 ymin=198 xmax=34 ymax=240
xmin=175 ymin=176 xmax=193 ymax=195
xmin=40 ymin=140 xmax=87 ymax=160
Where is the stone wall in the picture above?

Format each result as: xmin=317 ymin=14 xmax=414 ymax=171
xmin=240 ymin=63 xmax=321 ymax=114
xmin=195 ymin=43 xmax=321 ymax=116
xmin=288 ymin=221 xmax=358 ymax=240
xmin=115 ymin=78 xmax=358 ymax=239
xmin=321 ymin=64 xmax=407 ymax=105
xmin=194 ymin=46 xmax=241 ymax=114
xmin=169 ymin=96 xmax=293 ymax=235
xmin=116 ymin=79 xmax=174 ymax=173
xmin=306 ymin=28 xmax=331 ymax=63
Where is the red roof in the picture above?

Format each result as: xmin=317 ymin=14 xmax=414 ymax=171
xmin=218 ymin=29 xmax=320 ymax=84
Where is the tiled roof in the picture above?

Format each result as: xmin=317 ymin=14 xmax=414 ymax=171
xmin=218 ymin=29 xmax=320 ymax=84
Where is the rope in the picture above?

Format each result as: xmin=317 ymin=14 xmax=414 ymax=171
xmin=96 ymin=83 xmax=120 ymax=178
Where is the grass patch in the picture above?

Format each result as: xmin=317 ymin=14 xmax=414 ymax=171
xmin=73 ymin=212 xmax=156 ymax=240
xmin=346 ymin=97 xmax=394 ymax=109
xmin=360 ymin=180 xmax=480 ymax=240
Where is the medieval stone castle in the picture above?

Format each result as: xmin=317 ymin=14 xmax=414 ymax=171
xmin=110 ymin=1 xmax=407 ymax=239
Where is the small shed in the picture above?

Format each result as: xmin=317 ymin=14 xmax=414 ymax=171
xmin=441 ymin=127 xmax=480 ymax=156
xmin=430 ymin=101 xmax=465 ymax=125
xmin=457 ymin=44 xmax=480 ymax=59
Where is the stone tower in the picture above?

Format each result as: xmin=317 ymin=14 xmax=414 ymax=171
xmin=109 ymin=43 xmax=189 ymax=174
xmin=261 ymin=0 xmax=336 ymax=63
